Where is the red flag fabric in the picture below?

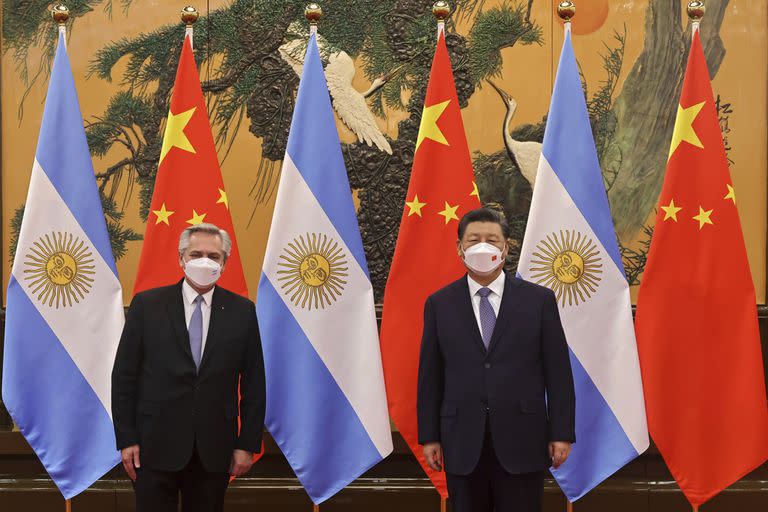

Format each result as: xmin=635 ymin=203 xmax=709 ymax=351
xmin=134 ymin=36 xmax=247 ymax=297
xmin=380 ymin=32 xmax=481 ymax=497
xmin=635 ymin=30 xmax=768 ymax=507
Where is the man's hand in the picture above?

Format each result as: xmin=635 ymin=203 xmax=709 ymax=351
xmin=549 ymin=441 xmax=572 ymax=469
xmin=121 ymin=444 xmax=141 ymax=481
xmin=423 ymin=442 xmax=443 ymax=472
xmin=229 ymin=449 xmax=254 ymax=477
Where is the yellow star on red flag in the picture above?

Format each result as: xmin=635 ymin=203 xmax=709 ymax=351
xmin=668 ymin=101 xmax=705 ymax=159
xmin=152 ymin=203 xmax=174 ymax=226
xmin=416 ymin=100 xmax=450 ymax=151
xmin=160 ymin=107 xmax=197 ymax=164
xmin=470 ymin=181 xmax=480 ymax=199
xmin=661 ymin=199 xmax=682 ymax=222
xmin=186 ymin=209 xmax=207 ymax=225
xmin=437 ymin=201 xmax=459 ymax=225
xmin=405 ymin=194 xmax=427 ymax=217
xmin=216 ymin=188 xmax=229 ymax=209
xmin=693 ymin=206 xmax=713 ymax=229
xmin=724 ymin=184 xmax=736 ymax=204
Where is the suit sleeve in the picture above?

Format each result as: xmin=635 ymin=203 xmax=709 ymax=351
xmin=417 ymin=296 xmax=443 ymax=445
xmin=236 ymin=305 xmax=266 ymax=452
xmin=541 ymin=290 xmax=576 ymax=442
xmin=111 ymin=293 xmax=144 ymax=450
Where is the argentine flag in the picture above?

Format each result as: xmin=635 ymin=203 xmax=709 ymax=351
xmin=517 ymin=26 xmax=649 ymax=501
xmin=257 ymin=34 xmax=393 ymax=504
xmin=2 ymin=34 xmax=123 ymax=498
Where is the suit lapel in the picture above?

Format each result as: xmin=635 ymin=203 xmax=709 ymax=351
xmin=168 ymin=280 xmax=194 ymax=363
xmin=198 ymin=286 xmax=227 ymax=372
xmin=487 ymin=274 xmax=522 ymax=355
xmin=454 ymin=277 xmax=488 ymax=356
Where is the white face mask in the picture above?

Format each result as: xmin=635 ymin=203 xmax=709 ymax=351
xmin=183 ymin=257 xmax=222 ymax=288
xmin=462 ymin=242 xmax=504 ymax=276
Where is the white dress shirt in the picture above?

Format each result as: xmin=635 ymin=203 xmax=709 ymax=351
xmin=467 ymin=272 xmax=505 ymax=336
xmin=182 ymin=279 xmax=215 ymax=355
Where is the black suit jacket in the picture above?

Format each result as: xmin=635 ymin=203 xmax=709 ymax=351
xmin=111 ymin=280 xmax=266 ymax=473
xmin=417 ymin=273 xmax=575 ymax=476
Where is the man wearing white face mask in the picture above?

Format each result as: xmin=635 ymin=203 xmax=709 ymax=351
xmin=112 ymin=223 xmax=265 ymax=512
xmin=417 ymin=208 xmax=575 ymax=512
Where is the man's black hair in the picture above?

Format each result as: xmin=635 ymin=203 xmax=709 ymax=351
xmin=457 ymin=207 xmax=510 ymax=239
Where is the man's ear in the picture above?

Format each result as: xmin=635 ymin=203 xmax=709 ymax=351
xmin=456 ymin=239 xmax=463 ymax=258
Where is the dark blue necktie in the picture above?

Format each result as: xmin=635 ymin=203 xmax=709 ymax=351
xmin=477 ymin=287 xmax=496 ymax=349
xmin=189 ymin=295 xmax=203 ymax=370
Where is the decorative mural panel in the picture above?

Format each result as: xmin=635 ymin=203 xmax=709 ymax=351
xmin=2 ymin=0 xmax=765 ymax=305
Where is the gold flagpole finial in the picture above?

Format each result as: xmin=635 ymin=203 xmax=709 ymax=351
xmin=432 ymin=1 xmax=451 ymax=22
xmin=181 ymin=6 xmax=199 ymax=26
xmin=181 ymin=6 xmax=198 ymax=49
xmin=52 ymin=4 xmax=69 ymax=41
xmin=432 ymin=1 xmax=450 ymax=38
xmin=557 ymin=1 xmax=576 ymax=22
xmin=305 ymin=3 xmax=323 ymax=28
xmin=687 ymin=1 xmax=706 ymax=22
xmin=51 ymin=4 xmax=70 ymax=26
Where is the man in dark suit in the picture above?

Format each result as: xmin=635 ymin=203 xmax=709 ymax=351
xmin=112 ymin=223 xmax=265 ymax=512
xmin=418 ymin=207 xmax=575 ymax=512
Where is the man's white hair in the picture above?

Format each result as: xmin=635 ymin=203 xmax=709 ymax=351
xmin=178 ymin=223 xmax=232 ymax=260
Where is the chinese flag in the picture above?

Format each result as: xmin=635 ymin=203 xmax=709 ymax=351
xmin=134 ymin=36 xmax=247 ymax=297
xmin=135 ymin=37 xmax=261 ymax=462
xmin=635 ymin=30 xmax=768 ymax=507
xmin=380 ymin=32 xmax=480 ymax=497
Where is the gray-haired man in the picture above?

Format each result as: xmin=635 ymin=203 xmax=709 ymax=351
xmin=112 ymin=223 xmax=266 ymax=512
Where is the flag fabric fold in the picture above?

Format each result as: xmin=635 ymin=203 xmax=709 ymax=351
xmin=256 ymin=34 xmax=393 ymax=504
xmin=134 ymin=36 xmax=247 ymax=298
xmin=635 ymin=29 xmax=768 ymax=507
xmin=379 ymin=31 xmax=481 ymax=498
xmin=2 ymin=33 xmax=124 ymax=498
xmin=517 ymin=26 xmax=649 ymax=501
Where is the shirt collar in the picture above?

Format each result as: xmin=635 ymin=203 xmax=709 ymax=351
xmin=182 ymin=279 xmax=215 ymax=306
xmin=467 ymin=271 xmax=506 ymax=298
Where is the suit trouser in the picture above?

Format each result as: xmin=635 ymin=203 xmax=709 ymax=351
xmin=446 ymin=423 xmax=544 ymax=512
xmin=133 ymin=447 xmax=229 ymax=512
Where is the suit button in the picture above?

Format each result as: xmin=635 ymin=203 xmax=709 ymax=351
xmin=484 ymin=363 xmax=491 ymax=369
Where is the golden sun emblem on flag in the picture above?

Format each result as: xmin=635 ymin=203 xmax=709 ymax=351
xmin=529 ymin=230 xmax=603 ymax=307
xmin=23 ymin=232 xmax=95 ymax=308
xmin=277 ymin=233 xmax=349 ymax=310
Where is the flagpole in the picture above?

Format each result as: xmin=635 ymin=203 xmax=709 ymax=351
xmin=52 ymin=4 xmax=68 ymax=48
xmin=181 ymin=6 xmax=199 ymax=50
xmin=306 ymin=2 xmax=322 ymax=36
xmin=687 ymin=1 xmax=705 ymax=39
xmin=686 ymin=5 xmax=705 ymax=508
xmin=49 ymin=0 xmax=74 ymax=502
xmin=557 ymin=2 xmax=576 ymax=512
xmin=304 ymin=11 xmax=323 ymax=510
xmin=432 ymin=6 xmax=449 ymax=510
xmin=432 ymin=4 xmax=451 ymax=511
xmin=433 ymin=1 xmax=449 ymax=38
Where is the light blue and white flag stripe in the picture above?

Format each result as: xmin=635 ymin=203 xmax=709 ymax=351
xmin=257 ymin=34 xmax=392 ymax=504
xmin=2 ymin=33 xmax=124 ymax=498
xmin=517 ymin=27 xmax=649 ymax=501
